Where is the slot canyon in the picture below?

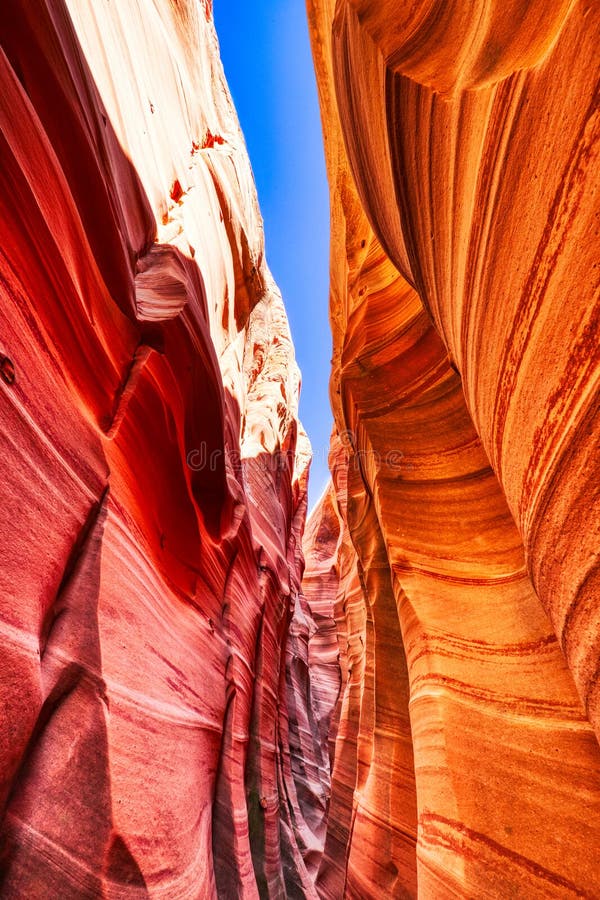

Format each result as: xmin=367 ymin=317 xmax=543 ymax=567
xmin=0 ymin=1 xmax=598 ymax=897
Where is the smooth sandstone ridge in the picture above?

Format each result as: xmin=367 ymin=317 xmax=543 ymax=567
xmin=0 ymin=2 xmax=338 ymax=896
xmin=304 ymin=0 xmax=600 ymax=897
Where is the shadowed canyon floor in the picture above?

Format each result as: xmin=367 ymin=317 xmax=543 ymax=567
xmin=0 ymin=1 xmax=598 ymax=898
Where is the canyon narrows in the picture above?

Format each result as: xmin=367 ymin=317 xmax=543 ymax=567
xmin=0 ymin=2 xmax=598 ymax=900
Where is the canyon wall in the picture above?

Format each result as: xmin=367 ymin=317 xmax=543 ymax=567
xmin=1 ymin=0 xmax=599 ymax=897
xmin=0 ymin=2 xmax=337 ymax=896
xmin=305 ymin=0 xmax=600 ymax=897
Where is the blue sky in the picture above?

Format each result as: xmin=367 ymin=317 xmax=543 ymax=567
xmin=214 ymin=0 xmax=332 ymax=510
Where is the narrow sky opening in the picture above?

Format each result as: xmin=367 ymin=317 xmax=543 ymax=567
xmin=214 ymin=1 xmax=332 ymax=511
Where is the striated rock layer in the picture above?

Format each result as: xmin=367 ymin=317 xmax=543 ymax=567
xmin=0 ymin=2 xmax=335 ymax=896
xmin=2 ymin=0 xmax=599 ymax=897
xmin=305 ymin=0 xmax=600 ymax=897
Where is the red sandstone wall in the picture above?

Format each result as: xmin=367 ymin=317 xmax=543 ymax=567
xmin=0 ymin=2 xmax=335 ymax=896
xmin=305 ymin=0 xmax=600 ymax=897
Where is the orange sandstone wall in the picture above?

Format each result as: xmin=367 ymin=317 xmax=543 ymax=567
xmin=0 ymin=2 xmax=336 ymax=896
xmin=305 ymin=0 xmax=600 ymax=897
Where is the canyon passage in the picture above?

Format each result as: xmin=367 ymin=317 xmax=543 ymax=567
xmin=0 ymin=1 xmax=599 ymax=898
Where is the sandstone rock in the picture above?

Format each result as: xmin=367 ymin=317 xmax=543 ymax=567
xmin=304 ymin=0 xmax=600 ymax=896
xmin=0 ymin=1 xmax=323 ymax=895
xmin=304 ymin=440 xmax=418 ymax=900
xmin=2 ymin=0 xmax=599 ymax=896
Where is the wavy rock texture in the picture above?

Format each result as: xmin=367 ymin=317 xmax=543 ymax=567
xmin=305 ymin=0 xmax=600 ymax=897
xmin=0 ymin=2 xmax=335 ymax=896
xmin=2 ymin=0 xmax=599 ymax=897
xmin=304 ymin=440 xmax=418 ymax=900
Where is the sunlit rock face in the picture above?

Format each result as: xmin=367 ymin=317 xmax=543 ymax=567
xmin=0 ymin=1 xmax=330 ymax=895
xmin=305 ymin=0 xmax=600 ymax=897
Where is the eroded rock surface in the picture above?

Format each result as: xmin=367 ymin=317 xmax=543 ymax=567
xmin=1 ymin=0 xmax=599 ymax=898
xmin=304 ymin=0 xmax=600 ymax=897
xmin=0 ymin=2 xmax=329 ymax=896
